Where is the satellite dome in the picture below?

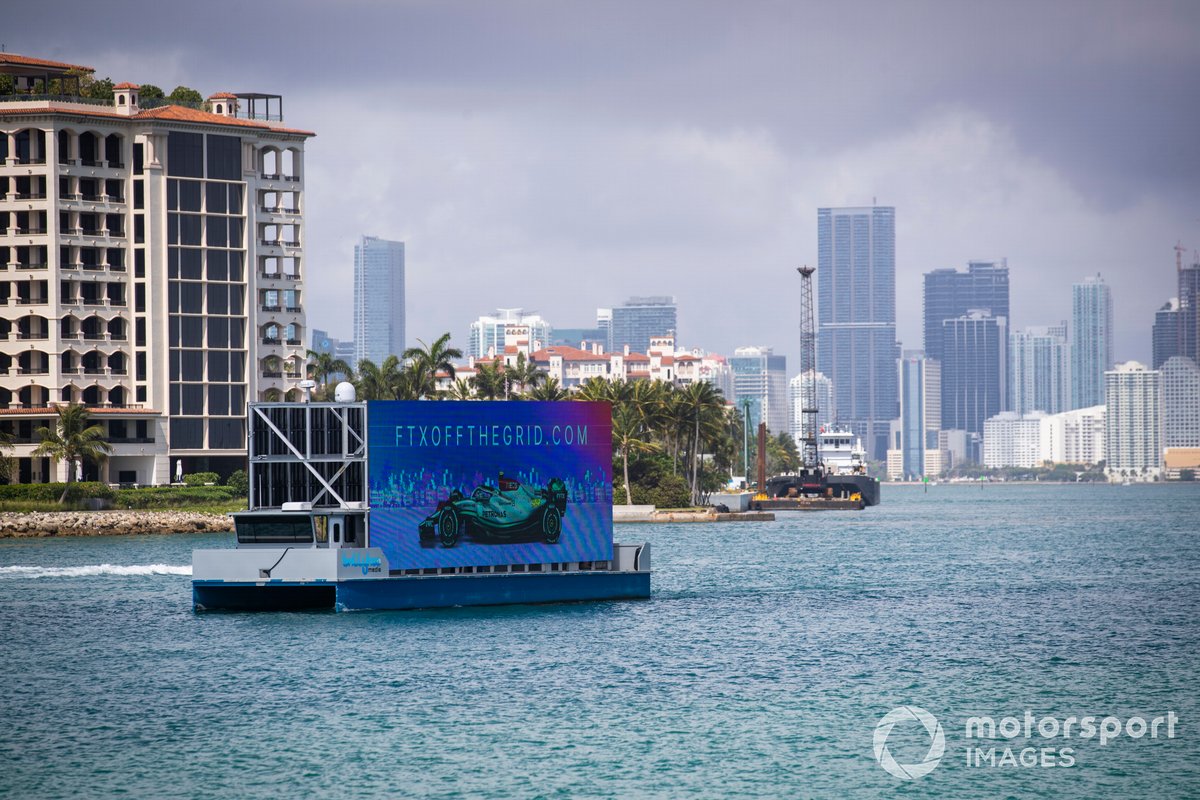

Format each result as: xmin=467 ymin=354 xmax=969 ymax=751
xmin=334 ymin=382 xmax=357 ymax=403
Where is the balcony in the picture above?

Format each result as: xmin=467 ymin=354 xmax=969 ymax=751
xmin=13 ymin=228 xmax=47 ymax=235
xmin=14 ymin=367 xmax=50 ymax=375
xmin=13 ymin=192 xmax=47 ymax=200
xmin=15 ymin=263 xmax=48 ymax=270
xmin=284 ymin=306 xmax=301 ymax=313
xmin=261 ymin=337 xmax=280 ymax=345
xmin=261 ymin=304 xmax=281 ymax=313
xmin=286 ymin=338 xmax=301 ymax=346
xmin=15 ymin=298 xmax=49 ymax=306
xmin=262 ymin=370 xmax=283 ymax=378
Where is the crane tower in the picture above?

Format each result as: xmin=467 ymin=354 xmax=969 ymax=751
xmin=796 ymin=265 xmax=818 ymax=470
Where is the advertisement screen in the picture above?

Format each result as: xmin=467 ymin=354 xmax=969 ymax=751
xmin=367 ymin=401 xmax=613 ymax=570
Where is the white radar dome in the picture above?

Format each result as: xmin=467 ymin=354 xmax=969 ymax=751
xmin=334 ymin=382 xmax=357 ymax=403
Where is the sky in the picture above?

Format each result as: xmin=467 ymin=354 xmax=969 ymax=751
xmin=10 ymin=0 xmax=1200 ymax=368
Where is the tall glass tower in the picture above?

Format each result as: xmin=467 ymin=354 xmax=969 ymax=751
xmin=816 ymin=206 xmax=897 ymax=460
xmin=1071 ymin=275 xmax=1113 ymax=410
xmin=353 ymin=236 xmax=405 ymax=367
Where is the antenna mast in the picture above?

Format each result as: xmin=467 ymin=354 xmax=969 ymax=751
xmin=797 ymin=265 xmax=818 ymax=470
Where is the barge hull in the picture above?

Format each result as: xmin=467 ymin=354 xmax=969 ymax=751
xmin=194 ymin=571 xmax=651 ymax=612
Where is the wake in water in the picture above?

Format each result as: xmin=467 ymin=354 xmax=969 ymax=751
xmin=0 ymin=564 xmax=192 ymax=579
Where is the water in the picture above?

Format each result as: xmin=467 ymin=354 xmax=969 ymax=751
xmin=1 ymin=484 xmax=1198 ymax=798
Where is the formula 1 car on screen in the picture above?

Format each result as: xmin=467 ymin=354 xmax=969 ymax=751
xmin=418 ymin=473 xmax=568 ymax=547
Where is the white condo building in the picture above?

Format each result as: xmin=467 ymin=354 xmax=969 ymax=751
xmin=1104 ymin=361 xmax=1161 ymax=480
xmin=1 ymin=54 xmax=312 ymax=484
xmin=1160 ymin=356 xmax=1200 ymax=448
xmin=788 ymin=370 xmax=835 ymax=445
xmin=468 ymin=308 xmax=550 ymax=360
xmin=983 ymin=411 xmax=1047 ymax=469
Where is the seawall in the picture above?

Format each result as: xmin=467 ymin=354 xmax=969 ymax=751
xmin=0 ymin=511 xmax=235 ymax=538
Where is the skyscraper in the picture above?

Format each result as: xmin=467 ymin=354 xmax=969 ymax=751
xmin=816 ymin=206 xmax=897 ymax=459
xmin=730 ymin=347 xmax=788 ymax=436
xmin=0 ymin=55 xmax=313 ymax=483
xmin=608 ymin=296 xmax=676 ymax=354
xmin=1152 ymin=299 xmax=1180 ymax=369
xmin=941 ymin=311 xmax=1007 ymax=436
xmin=1071 ymin=275 xmax=1113 ymax=410
xmin=894 ymin=352 xmax=942 ymax=479
xmin=353 ymin=236 xmax=405 ymax=367
xmin=1161 ymin=355 xmax=1200 ymax=449
xmin=1104 ymin=361 xmax=1161 ymax=479
xmin=1009 ymin=324 xmax=1070 ymax=415
xmin=922 ymin=260 xmax=1010 ymax=363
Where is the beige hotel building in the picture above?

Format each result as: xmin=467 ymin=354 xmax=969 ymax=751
xmin=1 ymin=53 xmax=313 ymax=484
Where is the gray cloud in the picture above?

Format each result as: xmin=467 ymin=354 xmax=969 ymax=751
xmin=9 ymin=0 xmax=1199 ymax=366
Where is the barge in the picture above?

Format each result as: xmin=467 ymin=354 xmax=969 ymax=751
xmin=193 ymin=392 xmax=651 ymax=611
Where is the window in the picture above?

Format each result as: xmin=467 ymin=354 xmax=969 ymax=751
xmin=167 ymin=131 xmax=203 ymax=178
xmin=234 ymin=515 xmax=313 ymax=545
xmin=169 ymin=418 xmax=203 ymax=448
xmin=206 ymin=135 xmax=242 ymax=180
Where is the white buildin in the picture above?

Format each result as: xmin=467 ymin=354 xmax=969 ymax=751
xmin=1160 ymin=356 xmax=1200 ymax=448
xmin=468 ymin=308 xmax=551 ymax=360
xmin=1045 ymin=405 xmax=1105 ymax=465
xmin=788 ymin=370 xmax=835 ymax=445
xmin=983 ymin=411 xmax=1048 ymax=468
xmin=1 ymin=54 xmax=312 ymax=483
xmin=1010 ymin=324 xmax=1070 ymax=415
xmin=1104 ymin=361 xmax=1161 ymax=480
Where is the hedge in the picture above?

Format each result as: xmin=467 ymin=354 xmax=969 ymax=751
xmin=0 ymin=482 xmax=114 ymax=503
xmin=112 ymin=485 xmax=240 ymax=509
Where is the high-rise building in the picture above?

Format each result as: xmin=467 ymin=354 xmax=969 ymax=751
xmin=1152 ymin=299 xmax=1180 ymax=369
xmin=730 ymin=346 xmax=788 ymax=435
xmin=468 ymin=308 xmax=551 ymax=360
xmin=1155 ymin=259 xmax=1200 ymax=368
xmin=788 ymin=370 xmax=835 ymax=447
xmin=1071 ymin=275 xmax=1114 ymax=409
xmin=922 ymin=260 xmax=1009 ymax=362
xmin=983 ymin=411 xmax=1048 ymax=469
xmin=891 ymin=352 xmax=942 ymax=479
xmin=1104 ymin=361 xmax=1161 ymax=479
xmin=352 ymin=235 xmax=404 ymax=366
xmin=608 ymin=296 xmax=676 ymax=355
xmin=1009 ymin=324 xmax=1070 ymax=415
xmin=941 ymin=311 xmax=1007 ymax=437
xmin=0 ymin=55 xmax=312 ymax=483
xmin=1161 ymin=356 xmax=1200 ymax=448
xmin=816 ymin=206 xmax=897 ymax=459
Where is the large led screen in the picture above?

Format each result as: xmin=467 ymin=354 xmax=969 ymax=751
xmin=367 ymin=401 xmax=614 ymax=570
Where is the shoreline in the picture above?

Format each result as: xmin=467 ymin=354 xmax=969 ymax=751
xmin=0 ymin=510 xmax=235 ymax=539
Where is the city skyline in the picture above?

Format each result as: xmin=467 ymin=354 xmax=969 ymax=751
xmin=8 ymin=1 xmax=1195 ymax=373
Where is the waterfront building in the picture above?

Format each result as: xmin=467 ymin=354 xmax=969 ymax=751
xmin=1071 ymin=275 xmax=1114 ymax=409
xmin=1161 ymin=356 xmax=1200 ymax=448
xmin=1104 ymin=361 xmax=1161 ymax=480
xmin=468 ymin=308 xmax=550 ymax=360
xmin=983 ymin=411 xmax=1048 ymax=469
xmin=730 ymin=346 xmax=788 ymax=435
xmin=885 ymin=352 xmax=943 ymax=479
xmin=941 ymin=310 xmax=1007 ymax=435
xmin=1009 ymin=324 xmax=1070 ymax=415
xmin=1152 ymin=299 xmax=1180 ymax=369
xmin=0 ymin=54 xmax=313 ymax=483
xmin=607 ymin=296 xmax=676 ymax=355
xmin=922 ymin=260 xmax=1010 ymax=363
xmin=1045 ymin=405 xmax=1106 ymax=465
xmin=788 ymin=370 xmax=835 ymax=448
xmin=816 ymin=205 xmax=898 ymax=459
xmin=352 ymin=235 xmax=404 ymax=366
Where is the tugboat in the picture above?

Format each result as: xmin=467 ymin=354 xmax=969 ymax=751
xmin=192 ymin=385 xmax=651 ymax=611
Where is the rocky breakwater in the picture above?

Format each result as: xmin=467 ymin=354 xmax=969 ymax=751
xmin=0 ymin=511 xmax=235 ymax=538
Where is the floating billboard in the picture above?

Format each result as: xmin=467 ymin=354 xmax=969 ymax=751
xmin=367 ymin=401 xmax=614 ymax=570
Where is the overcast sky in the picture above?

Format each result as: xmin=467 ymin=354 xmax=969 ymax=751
xmin=11 ymin=0 xmax=1200 ymax=367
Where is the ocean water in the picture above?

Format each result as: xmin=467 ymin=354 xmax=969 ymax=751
xmin=1 ymin=484 xmax=1198 ymax=798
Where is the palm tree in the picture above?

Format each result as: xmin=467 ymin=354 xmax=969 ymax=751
xmin=675 ymin=381 xmax=727 ymax=504
xmin=507 ymin=352 xmax=547 ymax=397
xmin=0 ymin=428 xmax=14 ymax=484
xmin=612 ymin=405 xmax=660 ymax=506
xmin=355 ymin=356 xmax=404 ymax=400
xmin=402 ymin=333 xmax=464 ymax=399
xmin=527 ymin=377 xmax=570 ymax=401
xmin=447 ymin=378 xmax=476 ymax=400
xmin=306 ymin=349 xmax=351 ymax=399
xmin=471 ymin=359 xmax=507 ymax=400
xmin=32 ymin=404 xmax=114 ymax=502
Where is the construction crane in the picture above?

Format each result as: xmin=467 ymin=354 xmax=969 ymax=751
xmin=796 ymin=265 xmax=819 ymax=470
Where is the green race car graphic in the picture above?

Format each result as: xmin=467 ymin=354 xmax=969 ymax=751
xmin=418 ymin=474 xmax=568 ymax=547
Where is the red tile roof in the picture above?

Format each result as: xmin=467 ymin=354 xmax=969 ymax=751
xmin=0 ymin=53 xmax=93 ymax=72
xmin=113 ymin=82 xmax=139 ymax=89
xmin=531 ymin=346 xmax=609 ymax=362
xmin=0 ymin=102 xmax=315 ymax=137
xmin=625 ymin=353 xmax=650 ymax=362
xmin=0 ymin=406 xmax=161 ymax=416
xmin=208 ymin=91 xmax=238 ymax=99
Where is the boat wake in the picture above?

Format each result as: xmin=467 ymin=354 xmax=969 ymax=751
xmin=0 ymin=564 xmax=192 ymax=579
